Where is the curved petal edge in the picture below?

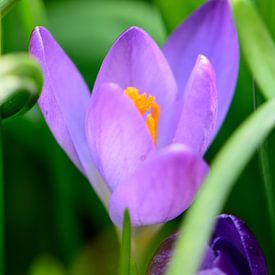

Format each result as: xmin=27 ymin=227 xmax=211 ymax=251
xmin=109 ymin=144 xmax=208 ymax=227
xmin=29 ymin=26 xmax=110 ymax=204
xmin=86 ymin=82 xmax=154 ymax=192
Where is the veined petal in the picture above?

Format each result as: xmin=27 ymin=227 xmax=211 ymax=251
xmin=109 ymin=144 xmax=208 ymax=227
xmin=29 ymin=27 xmax=110 ymax=203
xmin=163 ymin=0 xmax=239 ymax=133
xmin=93 ymin=27 xmax=179 ymax=146
xmin=173 ymin=55 xmax=217 ymax=155
xmin=86 ymin=82 xmax=154 ymax=192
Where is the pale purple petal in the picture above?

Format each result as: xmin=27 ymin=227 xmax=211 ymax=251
xmin=173 ymin=55 xmax=217 ymax=155
xmin=163 ymin=0 xmax=239 ymax=133
xmin=93 ymin=27 xmax=180 ymax=146
xmin=29 ymin=27 xmax=110 ymax=203
xmin=109 ymin=144 xmax=208 ymax=227
xmin=86 ymin=82 xmax=154 ymax=191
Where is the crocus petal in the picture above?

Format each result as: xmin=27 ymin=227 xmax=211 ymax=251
xmin=163 ymin=0 xmax=239 ymax=134
xmin=213 ymin=214 xmax=267 ymax=274
xmin=29 ymin=27 xmax=110 ymax=203
xmin=173 ymin=55 xmax=217 ymax=155
xmin=86 ymin=82 xmax=154 ymax=191
xmin=109 ymin=144 xmax=208 ymax=227
xmin=93 ymin=27 xmax=179 ymax=146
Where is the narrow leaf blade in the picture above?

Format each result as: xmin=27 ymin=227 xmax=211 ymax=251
xmin=119 ymin=209 xmax=131 ymax=275
xmin=167 ymin=98 xmax=275 ymax=275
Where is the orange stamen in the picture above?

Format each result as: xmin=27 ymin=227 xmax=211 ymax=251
xmin=124 ymin=87 xmax=160 ymax=144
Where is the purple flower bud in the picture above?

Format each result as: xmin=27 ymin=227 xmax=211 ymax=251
xmin=147 ymin=214 xmax=267 ymax=275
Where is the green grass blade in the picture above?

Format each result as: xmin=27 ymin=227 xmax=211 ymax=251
xmin=119 ymin=210 xmax=131 ymax=275
xmin=232 ymin=0 xmax=275 ymax=99
xmin=253 ymin=86 xmax=275 ymax=257
xmin=166 ymin=98 xmax=275 ymax=275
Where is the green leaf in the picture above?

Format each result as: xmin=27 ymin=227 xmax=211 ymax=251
xmin=254 ymin=86 xmax=275 ymax=258
xmin=232 ymin=0 xmax=275 ymax=99
xmin=119 ymin=209 xmax=131 ymax=275
xmin=167 ymin=98 xmax=275 ymax=275
xmin=154 ymin=0 xmax=205 ymax=32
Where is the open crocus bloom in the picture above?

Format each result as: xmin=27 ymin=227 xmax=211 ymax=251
xmin=147 ymin=214 xmax=267 ymax=274
xmin=29 ymin=0 xmax=239 ymax=227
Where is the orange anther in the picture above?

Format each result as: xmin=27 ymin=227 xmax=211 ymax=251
xmin=124 ymin=87 xmax=160 ymax=144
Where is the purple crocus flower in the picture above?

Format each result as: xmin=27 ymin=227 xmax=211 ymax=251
xmin=147 ymin=214 xmax=267 ymax=275
xmin=29 ymin=0 xmax=239 ymax=227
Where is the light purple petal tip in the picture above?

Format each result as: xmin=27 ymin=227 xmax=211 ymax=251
xmin=29 ymin=26 xmax=87 ymax=173
xmin=163 ymin=0 xmax=239 ymax=135
xmin=93 ymin=27 xmax=180 ymax=146
xmin=29 ymin=27 xmax=109 ymax=203
xmin=173 ymin=55 xmax=217 ymax=155
xmin=109 ymin=144 xmax=208 ymax=227
xmin=86 ymin=82 xmax=154 ymax=192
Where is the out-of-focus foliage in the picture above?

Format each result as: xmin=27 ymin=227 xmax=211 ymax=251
xmin=153 ymin=0 xmax=205 ymax=32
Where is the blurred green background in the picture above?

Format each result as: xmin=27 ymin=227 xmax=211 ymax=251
xmin=2 ymin=0 xmax=275 ymax=274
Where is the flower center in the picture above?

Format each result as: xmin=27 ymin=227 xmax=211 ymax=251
xmin=124 ymin=87 xmax=160 ymax=144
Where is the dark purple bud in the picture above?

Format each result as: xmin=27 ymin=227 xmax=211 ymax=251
xmin=147 ymin=214 xmax=267 ymax=275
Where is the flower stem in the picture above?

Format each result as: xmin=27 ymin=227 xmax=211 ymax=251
xmin=119 ymin=210 xmax=131 ymax=275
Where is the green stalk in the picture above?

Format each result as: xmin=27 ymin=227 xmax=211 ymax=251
xmin=119 ymin=210 xmax=131 ymax=275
